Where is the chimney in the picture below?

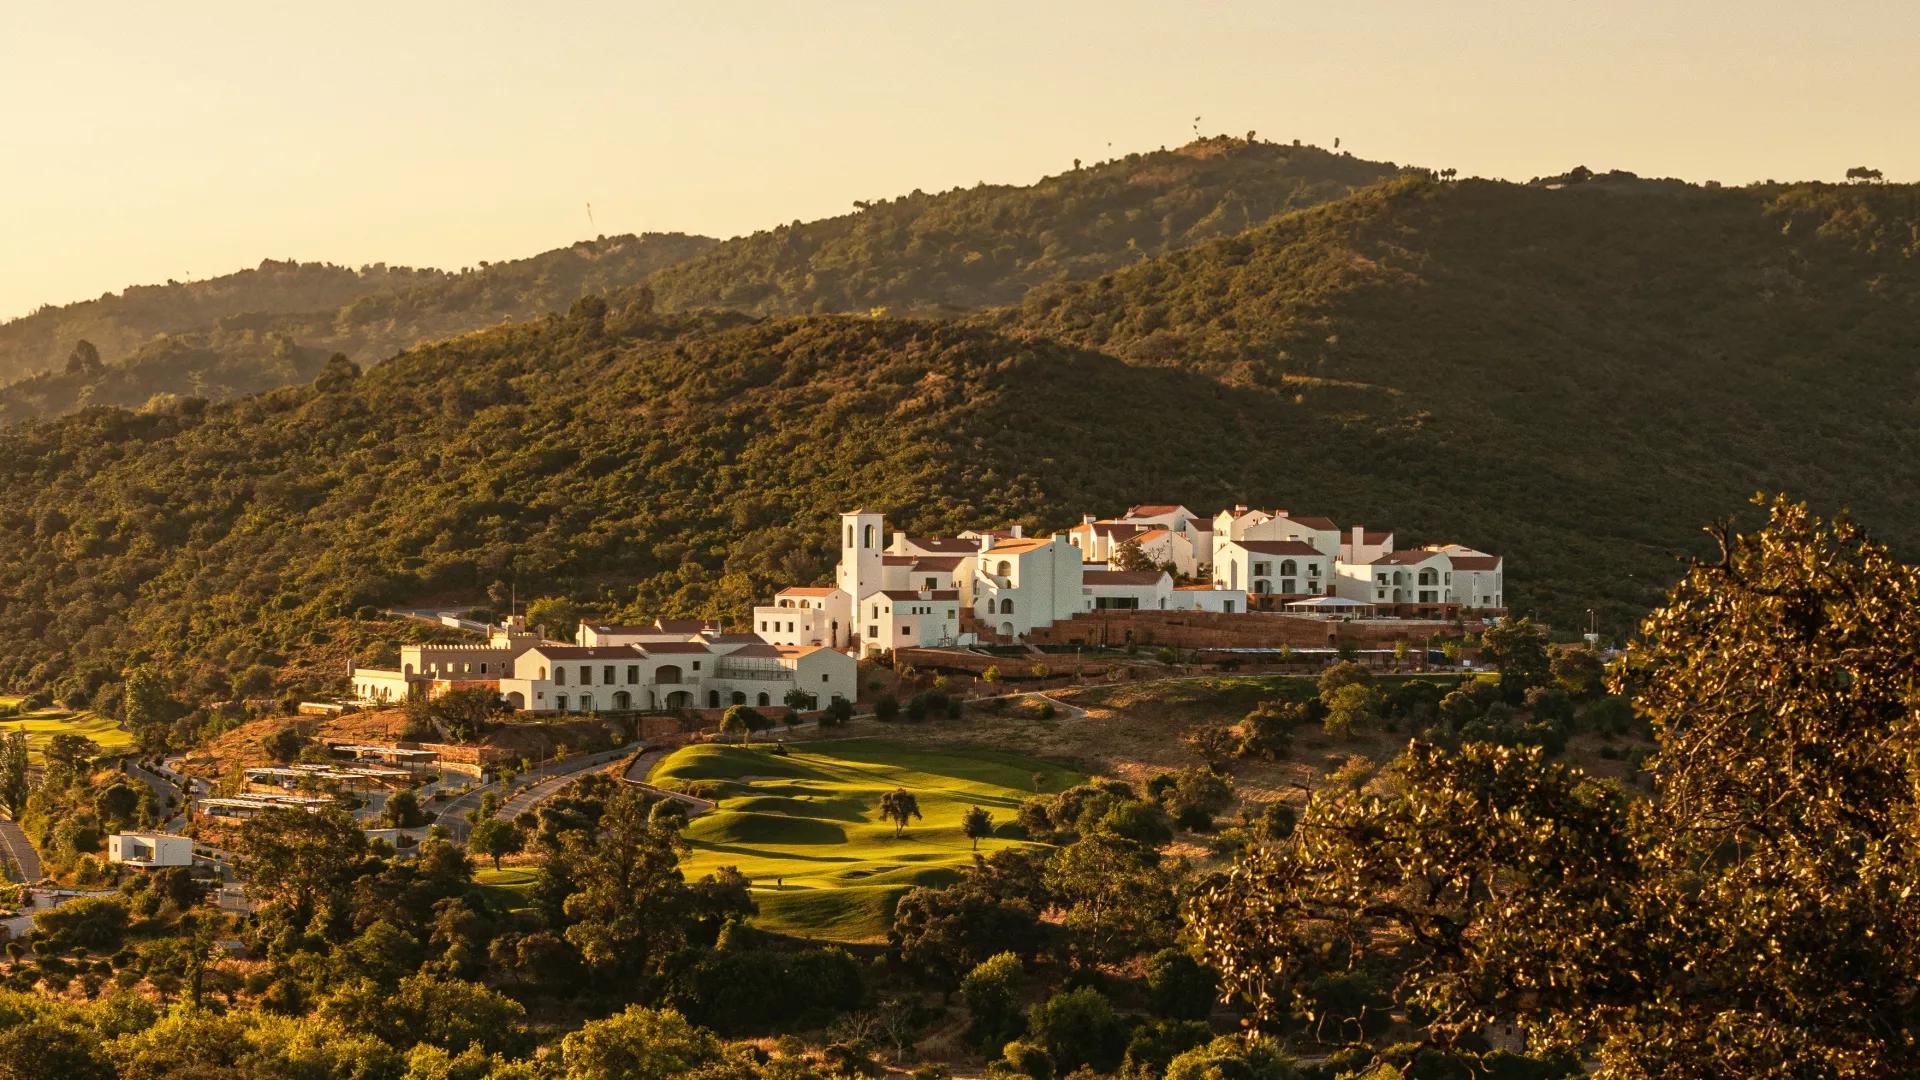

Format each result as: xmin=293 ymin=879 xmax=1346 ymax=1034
xmin=891 ymin=530 xmax=905 ymax=551
xmin=1082 ymin=513 xmax=1095 ymax=525
xmin=1234 ymin=504 xmax=1248 ymax=514
xmin=1011 ymin=525 xmax=1025 ymax=539
xmin=1351 ymin=524 xmax=1363 ymax=549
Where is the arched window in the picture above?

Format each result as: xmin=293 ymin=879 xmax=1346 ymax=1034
xmin=731 ymin=691 xmax=746 ymax=706
xmin=554 ymin=667 xmax=566 ymax=686
xmin=864 ymin=524 xmax=875 ymax=547
xmin=537 ymin=666 xmax=547 ymax=680
xmin=995 ymin=560 xmax=1011 ymax=577
xmin=1280 ymin=560 xmax=1297 ymax=576
xmin=707 ymin=690 xmax=721 ymax=708
xmin=581 ymin=694 xmax=594 ymax=713
xmin=757 ymin=692 xmax=771 ymax=707
xmin=846 ymin=525 xmax=854 ymax=548
xmin=1000 ymin=598 xmax=1014 ymax=615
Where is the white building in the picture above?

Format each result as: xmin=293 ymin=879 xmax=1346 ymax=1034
xmin=497 ymin=638 xmax=855 ymax=713
xmin=108 ymin=832 xmax=193 ymax=869
xmin=1216 ymin=539 xmax=1331 ymax=597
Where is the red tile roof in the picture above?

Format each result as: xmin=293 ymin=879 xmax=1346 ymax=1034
xmin=1280 ymin=514 xmax=1339 ymax=531
xmin=910 ymin=555 xmax=970 ymax=572
xmin=984 ymin=537 xmax=1052 ymax=554
xmin=1372 ymin=549 xmax=1446 ymax=566
xmin=1450 ymin=555 xmax=1503 ymax=570
xmin=1126 ymin=504 xmax=1189 ymax=517
xmin=654 ymin=619 xmax=720 ymax=633
xmin=1234 ymin=540 xmax=1324 ymax=556
xmin=641 ymin=641 xmax=714 ymax=654
xmin=776 ymin=586 xmax=837 ymax=596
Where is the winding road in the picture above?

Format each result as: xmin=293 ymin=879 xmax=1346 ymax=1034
xmin=0 ymin=815 xmax=40 ymax=884
xmin=434 ymin=743 xmax=641 ymax=841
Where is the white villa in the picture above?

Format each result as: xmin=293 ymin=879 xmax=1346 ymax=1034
xmin=350 ymin=614 xmax=855 ymax=713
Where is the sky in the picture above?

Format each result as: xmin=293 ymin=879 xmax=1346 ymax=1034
xmin=3 ymin=1 xmax=1916 ymax=321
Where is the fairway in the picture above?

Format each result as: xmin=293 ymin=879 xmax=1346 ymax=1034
xmin=653 ymin=738 xmax=1083 ymax=942
xmin=475 ymin=866 xmax=540 ymax=914
xmin=0 ymin=708 xmax=135 ymax=764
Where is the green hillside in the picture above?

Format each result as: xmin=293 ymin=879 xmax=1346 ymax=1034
xmin=647 ymin=136 xmax=1401 ymax=316
xmin=656 ymin=739 xmax=1081 ymax=940
xmin=0 ymin=232 xmax=716 ymax=424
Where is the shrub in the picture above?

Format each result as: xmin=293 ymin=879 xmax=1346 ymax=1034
xmin=1145 ymin=948 xmax=1218 ymax=1020
xmin=960 ymin=951 xmax=1024 ymax=1049
xmin=1027 ymin=986 xmax=1127 ymax=1074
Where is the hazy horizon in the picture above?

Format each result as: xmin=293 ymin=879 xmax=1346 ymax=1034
xmin=5 ymin=0 xmax=1916 ymax=322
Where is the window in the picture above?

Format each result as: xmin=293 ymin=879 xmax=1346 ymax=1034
xmin=554 ymin=667 xmax=566 ymax=686
xmin=864 ymin=524 xmax=875 ymax=547
xmin=555 ymin=694 xmax=568 ymax=711
xmin=627 ymin=665 xmax=639 ymax=683
xmin=822 ymin=674 xmax=829 ymax=683
xmin=995 ymin=560 xmax=1011 ymax=577
xmin=867 ymin=625 xmax=879 ymax=639
xmin=1280 ymin=559 xmax=1296 ymax=576
xmin=999 ymin=598 xmax=1013 ymax=615
xmin=579 ymin=666 xmax=592 ymax=686
xmin=537 ymin=666 xmax=547 ymax=680
xmin=757 ymin=692 xmax=770 ymax=707
xmin=1254 ymin=561 xmax=1270 ymax=577
xmin=925 ymin=577 xmax=938 ymax=589
xmin=603 ymin=665 xmax=615 ymax=684
xmin=692 ymin=661 xmax=700 ymax=671
xmin=846 ymin=525 xmax=853 ymax=547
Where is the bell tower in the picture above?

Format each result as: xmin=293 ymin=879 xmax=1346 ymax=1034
xmin=837 ymin=508 xmax=885 ymax=606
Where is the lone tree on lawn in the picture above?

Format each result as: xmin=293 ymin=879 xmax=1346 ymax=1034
xmin=469 ymin=816 xmax=523 ymax=870
xmin=879 ymin=789 xmax=923 ymax=838
xmin=720 ymin=704 xmax=766 ymax=745
xmin=962 ymin=805 xmax=994 ymax=850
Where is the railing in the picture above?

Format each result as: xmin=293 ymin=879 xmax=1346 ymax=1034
xmin=714 ymin=665 xmax=795 ymax=682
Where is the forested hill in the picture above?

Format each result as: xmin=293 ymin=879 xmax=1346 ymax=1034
xmin=5 ymin=166 xmax=1920 ymax=708
xmin=1001 ymin=174 xmax=1920 ymax=619
xmin=643 ymin=137 xmax=1403 ymax=316
xmin=0 ymin=233 xmax=717 ymax=424
xmin=0 ymin=259 xmax=448 ymax=385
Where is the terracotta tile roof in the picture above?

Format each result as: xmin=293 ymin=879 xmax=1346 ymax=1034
xmin=1134 ymin=527 xmax=1172 ymax=543
xmin=1175 ymin=583 xmax=1231 ymax=591
xmin=581 ymin=623 xmax=653 ymax=634
xmin=1280 ymin=515 xmax=1339 ymax=531
xmin=776 ymin=645 xmax=829 ymax=658
xmin=776 ymin=586 xmax=837 ymax=597
xmin=909 ymin=556 xmax=970 ymax=572
xmin=1360 ymin=530 xmax=1392 ymax=544
xmin=1083 ymin=570 xmax=1168 ymax=586
xmin=704 ymin=633 xmax=767 ymax=644
xmin=1450 ymin=555 xmax=1503 ymax=570
xmin=1234 ymin=540 xmax=1324 ymax=556
xmin=1372 ymin=549 xmax=1447 ymax=566
xmin=984 ymin=537 xmax=1052 ymax=554
xmin=721 ymin=643 xmax=784 ymax=659
xmin=641 ymin=641 xmax=714 ymax=654
xmin=1127 ymin=504 xmax=1189 ymax=517
xmin=881 ymin=555 xmax=917 ymax=565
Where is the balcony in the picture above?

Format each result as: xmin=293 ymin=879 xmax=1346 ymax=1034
xmin=715 ymin=664 xmax=795 ymax=682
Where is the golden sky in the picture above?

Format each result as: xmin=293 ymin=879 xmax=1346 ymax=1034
xmin=3 ymin=0 xmax=1914 ymax=321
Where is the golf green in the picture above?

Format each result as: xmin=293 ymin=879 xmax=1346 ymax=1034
xmin=652 ymin=738 xmax=1083 ymax=941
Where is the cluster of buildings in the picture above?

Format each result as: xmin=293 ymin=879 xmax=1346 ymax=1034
xmin=756 ymin=505 xmax=1503 ymax=657
xmin=347 ymin=502 xmax=1502 ymax=714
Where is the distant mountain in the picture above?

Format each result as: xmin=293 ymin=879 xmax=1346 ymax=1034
xmin=0 ymin=233 xmax=717 ymax=424
xmin=0 ymin=259 xmax=446 ymax=385
xmin=0 ymin=137 xmax=1397 ymax=426
xmin=646 ymin=136 xmax=1404 ymax=316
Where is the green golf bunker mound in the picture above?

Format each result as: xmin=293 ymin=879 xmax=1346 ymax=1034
xmin=652 ymin=738 xmax=1083 ymax=942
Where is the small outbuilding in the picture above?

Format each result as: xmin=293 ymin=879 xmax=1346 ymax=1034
xmin=107 ymin=832 xmax=194 ymax=869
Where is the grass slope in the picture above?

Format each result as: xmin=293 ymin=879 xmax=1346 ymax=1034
xmin=0 ymin=708 xmax=135 ymax=764
xmin=654 ymin=738 xmax=1083 ymax=941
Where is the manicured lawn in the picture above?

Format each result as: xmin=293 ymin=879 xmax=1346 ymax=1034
xmin=0 ymin=709 xmax=136 ymax=764
xmin=474 ymin=865 xmax=540 ymax=914
xmin=652 ymin=738 xmax=1084 ymax=942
